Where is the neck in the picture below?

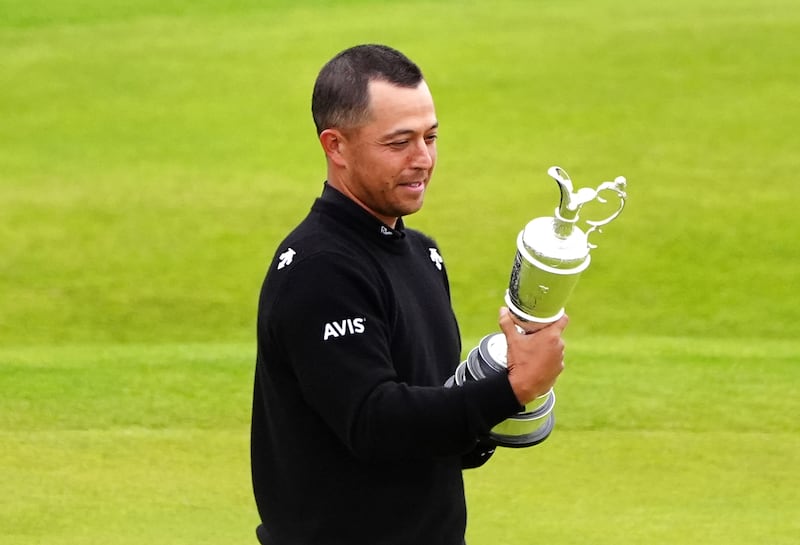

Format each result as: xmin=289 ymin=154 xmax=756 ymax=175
xmin=326 ymin=177 xmax=398 ymax=228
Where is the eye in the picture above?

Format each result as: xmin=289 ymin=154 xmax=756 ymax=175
xmin=388 ymin=140 xmax=409 ymax=149
xmin=425 ymin=134 xmax=438 ymax=143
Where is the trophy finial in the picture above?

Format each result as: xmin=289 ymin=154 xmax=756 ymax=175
xmin=548 ymin=166 xmax=627 ymax=242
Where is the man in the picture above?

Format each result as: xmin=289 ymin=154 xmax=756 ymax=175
xmin=251 ymin=44 xmax=568 ymax=545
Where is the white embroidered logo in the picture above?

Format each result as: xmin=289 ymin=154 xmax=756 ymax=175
xmin=323 ymin=317 xmax=366 ymax=341
xmin=277 ymin=248 xmax=296 ymax=270
xmin=429 ymin=248 xmax=443 ymax=270
xmin=380 ymin=226 xmax=393 ymax=236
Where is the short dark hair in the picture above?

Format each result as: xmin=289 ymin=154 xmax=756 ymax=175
xmin=311 ymin=44 xmax=424 ymax=135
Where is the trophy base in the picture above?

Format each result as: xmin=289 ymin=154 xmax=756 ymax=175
xmin=489 ymin=388 xmax=556 ymax=447
xmin=490 ymin=412 xmax=555 ymax=448
xmin=445 ymin=332 xmax=557 ymax=448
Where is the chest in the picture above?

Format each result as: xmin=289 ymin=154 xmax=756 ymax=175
xmin=380 ymin=250 xmax=460 ymax=385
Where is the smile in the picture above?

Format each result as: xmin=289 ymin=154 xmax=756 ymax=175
xmin=399 ymin=182 xmax=425 ymax=193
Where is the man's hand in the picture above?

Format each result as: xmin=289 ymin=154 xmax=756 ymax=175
xmin=498 ymin=307 xmax=568 ymax=406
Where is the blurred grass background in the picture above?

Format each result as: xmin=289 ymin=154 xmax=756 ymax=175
xmin=1 ymin=0 xmax=798 ymax=543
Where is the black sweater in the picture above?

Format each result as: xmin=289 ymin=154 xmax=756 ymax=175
xmin=251 ymin=184 xmax=521 ymax=545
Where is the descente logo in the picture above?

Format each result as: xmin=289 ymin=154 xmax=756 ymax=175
xmin=323 ymin=317 xmax=366 ymax=341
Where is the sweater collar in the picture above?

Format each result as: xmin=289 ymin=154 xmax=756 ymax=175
xmin=316 ymin=182 xmax=407 ymax=242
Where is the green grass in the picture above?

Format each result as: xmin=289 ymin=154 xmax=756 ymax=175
xmin=1 ymin=0 xmax=799 ymax=543
xmin=2 ymin=0 xmax=798 ymax=344
xmin=466 ymin=335 xmax=800 ymax=544
xmin=0 ymin=343 xmax=254 ymax=544
xmin=2 ymin=338 xmax=797 ymax=544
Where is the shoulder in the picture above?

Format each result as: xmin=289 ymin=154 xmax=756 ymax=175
xmin=404 ymin=227 xmax=449 ymax=271
xmin=263 ymin=217 xmax=382 ymax=294
xmin=258 ymin=237 xmax=391 ymax=340
xmin=268 ymin=213 xmax=367 ymax=272
xmin=404 ymin=227 xmax=443 ymax=258
xmin=266 ymin=235 xmax=374 ymax=291
xmin=404 ymin=227 xmax=438 ymax=248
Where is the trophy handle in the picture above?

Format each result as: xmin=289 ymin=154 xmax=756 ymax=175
xmin=585 ymin=176 xmax=627 ymax=247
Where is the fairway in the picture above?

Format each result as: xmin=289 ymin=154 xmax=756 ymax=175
xmin=1 ymin=1 xmax=798 ymax=544
xmin=2 ymin=338 xmax=797 ymax=544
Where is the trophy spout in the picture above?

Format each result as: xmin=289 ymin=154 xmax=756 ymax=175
xmin=548 ymin=166 xmax=575 ymax=215
xmin=548 ymin=167 xmax=579 ymax=237
xmin=548 ymin=166 xmax=594 ymax=237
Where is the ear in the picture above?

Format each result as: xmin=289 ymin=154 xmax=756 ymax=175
xmin=319 ymin=129 xmax=348 ymax=168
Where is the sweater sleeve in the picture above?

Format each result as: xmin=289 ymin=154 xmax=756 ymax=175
xmin=266 ymin=250 xmax=521 ymax=462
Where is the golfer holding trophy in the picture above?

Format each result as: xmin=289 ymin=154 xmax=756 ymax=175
xmin=447 ymin=166 xmax=627 ymax=447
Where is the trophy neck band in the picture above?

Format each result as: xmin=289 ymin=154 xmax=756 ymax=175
xmin=504 ymin=290 xmax=566 ymax=323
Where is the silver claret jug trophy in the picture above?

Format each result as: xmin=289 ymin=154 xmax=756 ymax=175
xmin=446 ymin=166 xmax=628 ymax=448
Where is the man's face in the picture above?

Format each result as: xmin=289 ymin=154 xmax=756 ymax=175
xmin=336 ymin=79 xmax=438 ymax=226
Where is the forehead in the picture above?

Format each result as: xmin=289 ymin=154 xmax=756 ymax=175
xmin=363 ymin=79 xmax=437 ymax=133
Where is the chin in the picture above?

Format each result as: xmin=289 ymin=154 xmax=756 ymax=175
xmin=402 ymin=202 xmax=425 ymax=217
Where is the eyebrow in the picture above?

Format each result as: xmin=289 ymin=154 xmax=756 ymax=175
xmin=382 ymin=122 xmax=439 ymax=140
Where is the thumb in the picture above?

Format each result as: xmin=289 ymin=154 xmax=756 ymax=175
xmin=551 ymin=313 xmax=570 ymax=333
xmin=498 ymin=307 xmax=518 ymax=337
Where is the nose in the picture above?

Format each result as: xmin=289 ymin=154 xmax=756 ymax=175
xmin=410 ymin=138 xmax=434 ymax=169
